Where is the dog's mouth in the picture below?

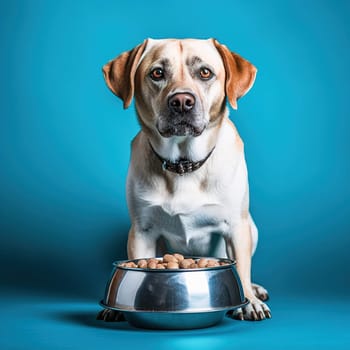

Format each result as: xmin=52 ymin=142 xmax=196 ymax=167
xmin=157 ymin=120 xmax=206 ymax=138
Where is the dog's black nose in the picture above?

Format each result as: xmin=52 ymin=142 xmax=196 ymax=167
xmin=168 ymin=93 xmax=195 ymax=114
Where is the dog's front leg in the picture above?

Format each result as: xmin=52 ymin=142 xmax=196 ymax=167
xmin=127 ymin=224 xmax=157 ymax=260
xmin=228 ymin=220 xmax=271 ymax=321
xmin=97 ymin=224 xmax=157 ymax=322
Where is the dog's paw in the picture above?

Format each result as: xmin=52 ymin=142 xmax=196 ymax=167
xmin=96 ymin=309 xmax=126 ymax=322
xmin=252 ymin=283 xmax=269 ymax=301
xmin=230 ymin=297 xmax=271 ymax=321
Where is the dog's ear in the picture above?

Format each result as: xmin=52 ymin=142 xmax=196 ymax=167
xmin=102 ymin=39 xmax=148 ymax=109
xmin=212 ymin=39 xmax=257 ymax=110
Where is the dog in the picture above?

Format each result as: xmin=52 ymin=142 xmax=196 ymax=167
xmin=102 ymin=38 xmax=271 ymax=321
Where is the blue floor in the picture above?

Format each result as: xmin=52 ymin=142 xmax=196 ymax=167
xmin=1 ymin=293 xmax=349 ymax=350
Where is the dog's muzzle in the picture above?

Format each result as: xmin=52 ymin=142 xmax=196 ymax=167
xmin=156 ymin=92 xmax=207 ymax=137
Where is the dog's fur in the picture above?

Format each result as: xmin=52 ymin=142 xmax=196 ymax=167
xmin=103 ymin=38 xmax=271 ymax=320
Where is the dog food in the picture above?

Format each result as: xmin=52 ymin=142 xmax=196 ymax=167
xmin=119 ymin=254 xmax=230 ymax=269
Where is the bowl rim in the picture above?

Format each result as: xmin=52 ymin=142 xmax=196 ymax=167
xmin=113 ymin=256 xmax=236 ymax=272
xmin=99 ymin=298 xmax=249 ymax=314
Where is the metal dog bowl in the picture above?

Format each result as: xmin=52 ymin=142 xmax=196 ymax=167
xmin=99 ymin=257 xmax=248 ymax=329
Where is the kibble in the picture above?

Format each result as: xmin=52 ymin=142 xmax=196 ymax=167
xmin=147 ymin=261 xmax=157 ymax=269
xmin=167 ymin=261 xmax=179 ymax=269
xmin=137 ymin=259 xmax=148 ymax=268
xmin=180 ymin=258 xmax=195 ymax=269
xmin=198 ymin=258 xmax=209 ymax=268
xmin=163 ymin=254 xmax=178 ymax=263
xmin=173 ymin=253 xmax=184 ymax=262
xmin=120 ymin=261 xmax=138 ymax=268
xmin=119 ymin=254 xmax=230 ymax=270
xmin=207 ymin=260 xmax=220 ymax=267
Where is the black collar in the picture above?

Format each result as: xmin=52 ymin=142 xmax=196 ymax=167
xmin=149 ymin=142 xmax=215 ymax=175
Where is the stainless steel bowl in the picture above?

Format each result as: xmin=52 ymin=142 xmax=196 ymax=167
xmin=100 ymin=257 xmax=248 ymax=329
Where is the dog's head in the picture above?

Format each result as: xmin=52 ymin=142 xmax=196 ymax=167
xmin=103 ymin=39 xmax=256 ymax=138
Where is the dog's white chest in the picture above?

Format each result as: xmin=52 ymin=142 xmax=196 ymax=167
xmin=138 ymin=180 xmax=231 ymax=256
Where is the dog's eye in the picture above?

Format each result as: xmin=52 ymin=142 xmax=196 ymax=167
xmin=199 ymin=67 xmax=213 ymax=80
xmin=150 ymin=68 xmax=165 ymax=81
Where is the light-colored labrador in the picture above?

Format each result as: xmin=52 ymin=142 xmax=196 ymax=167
xmin=103 ymin=38 xmax=271 ymax=320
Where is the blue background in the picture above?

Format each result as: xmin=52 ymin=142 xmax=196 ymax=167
xmin=1 ymin=0 xmax=349 ymax=349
